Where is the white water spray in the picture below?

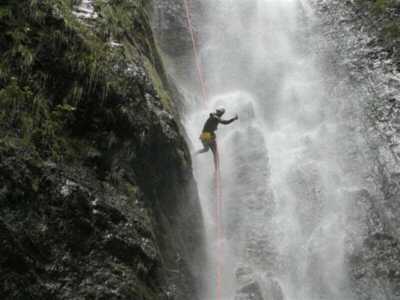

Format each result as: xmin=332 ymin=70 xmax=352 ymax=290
xmin=148 ymin=0 xmax=375 ymax=298
xmin=183 ymin=0 xmax=363 ymax=299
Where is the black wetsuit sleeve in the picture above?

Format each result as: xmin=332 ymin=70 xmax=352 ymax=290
xmin=219 ymin=118 xmax=236 ymax=125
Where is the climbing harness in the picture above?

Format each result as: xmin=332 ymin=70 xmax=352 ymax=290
xmin=200 ymin=132 xmax=215 ymax=143
xmin=182 ymin=0 xmax=224 ymax=299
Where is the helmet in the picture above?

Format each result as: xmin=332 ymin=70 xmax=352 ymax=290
xmin=215 ymin=107 xmax=225 ymax=116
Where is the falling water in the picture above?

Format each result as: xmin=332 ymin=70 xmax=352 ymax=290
xmin=165 ymin=0 xmax=368 ymax=299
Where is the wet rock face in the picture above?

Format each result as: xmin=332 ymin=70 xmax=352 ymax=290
xmin=235 ymin=267 xmax=264 ymax=300
xmin=0 ymin=0 xmax=204 ymax=299
xmin=223 ymin=119 xmax=284 ymax=299
xmin=151 ymin=0 xmax=207 ymax=90
xmin=234 ymin=266 xmax=284 ymax=300
xmin=345 ymin=190 xmax=400 ymax=300
xmin=235 ymin=281 xmax=264 ymax=300
xmin=153 ymin=0 xmax=191 ymax=56
xmin=152 ymin=0 xmax=204 ymax=57
xmin=224 ymin=124 xmax=275 ymax=265
xmin=0 ymin=149 xmax=160 ymax=299
xmin=311 ymin=0 xmax=400 ymax=298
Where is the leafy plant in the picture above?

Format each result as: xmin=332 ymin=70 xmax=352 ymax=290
xmin=0 ymin=6 xmax=11 ymax=19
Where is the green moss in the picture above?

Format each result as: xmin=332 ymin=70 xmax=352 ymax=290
xmin=383 ymin=21 xmax=400 ymax=39
xmin=0 ymin=0 xmax=175 ymax=158
xmin=372 ymin=0 xmax=394 ymax=13
xmin=0 ymin=6 xmax=11 ymax=18
xmin=126 ymin=183 xmax=139 ymax=197
xmin=94 ymin=0 xmax=142 ymax=40
xmin=143 ymin=57 xmax=172 ymax=112
xmin=0 ymin=70 xmax=81 ymax=158
xmin=354 ymin=0 xmax=400 ymax=60
xmin=354 ymin=0 xmax=397 ymax=14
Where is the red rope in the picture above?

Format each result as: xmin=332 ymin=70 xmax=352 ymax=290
xmin=182 ymin=0 xmax=208 ymax=104
xmin=182 ymin=1 xmax=224 ymax=299
xmin=214 ymin=144 xmax=223 ymax=300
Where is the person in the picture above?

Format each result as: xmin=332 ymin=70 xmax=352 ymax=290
xmin=196 ymin=108 xmax=238 ymax=160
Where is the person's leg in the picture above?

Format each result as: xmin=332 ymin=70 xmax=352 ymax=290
xmin=196 ymin=141 xmax=210 ymax=154
xmin=210 ymin=140 xmax=219 ymax=169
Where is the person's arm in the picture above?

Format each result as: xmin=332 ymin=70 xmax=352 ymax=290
xmin=218 ymin=114 xmax=239 ymax=125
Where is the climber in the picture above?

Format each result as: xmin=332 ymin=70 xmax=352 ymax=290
xmin=196 ymin=108 xmax=238 ymax=164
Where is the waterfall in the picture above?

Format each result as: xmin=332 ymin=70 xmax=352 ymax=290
xmin=152 ymin=0 xmax=377 ymax=298
xmin=183 ymin=1 xmax=365 ymax=299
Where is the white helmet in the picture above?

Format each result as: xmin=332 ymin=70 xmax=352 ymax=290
xmin=215 ymin=107 xmax=225 ymax=116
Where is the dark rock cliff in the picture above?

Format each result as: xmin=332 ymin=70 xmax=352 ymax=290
xmin=0 ymin=0 xmax=205 ymax=299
